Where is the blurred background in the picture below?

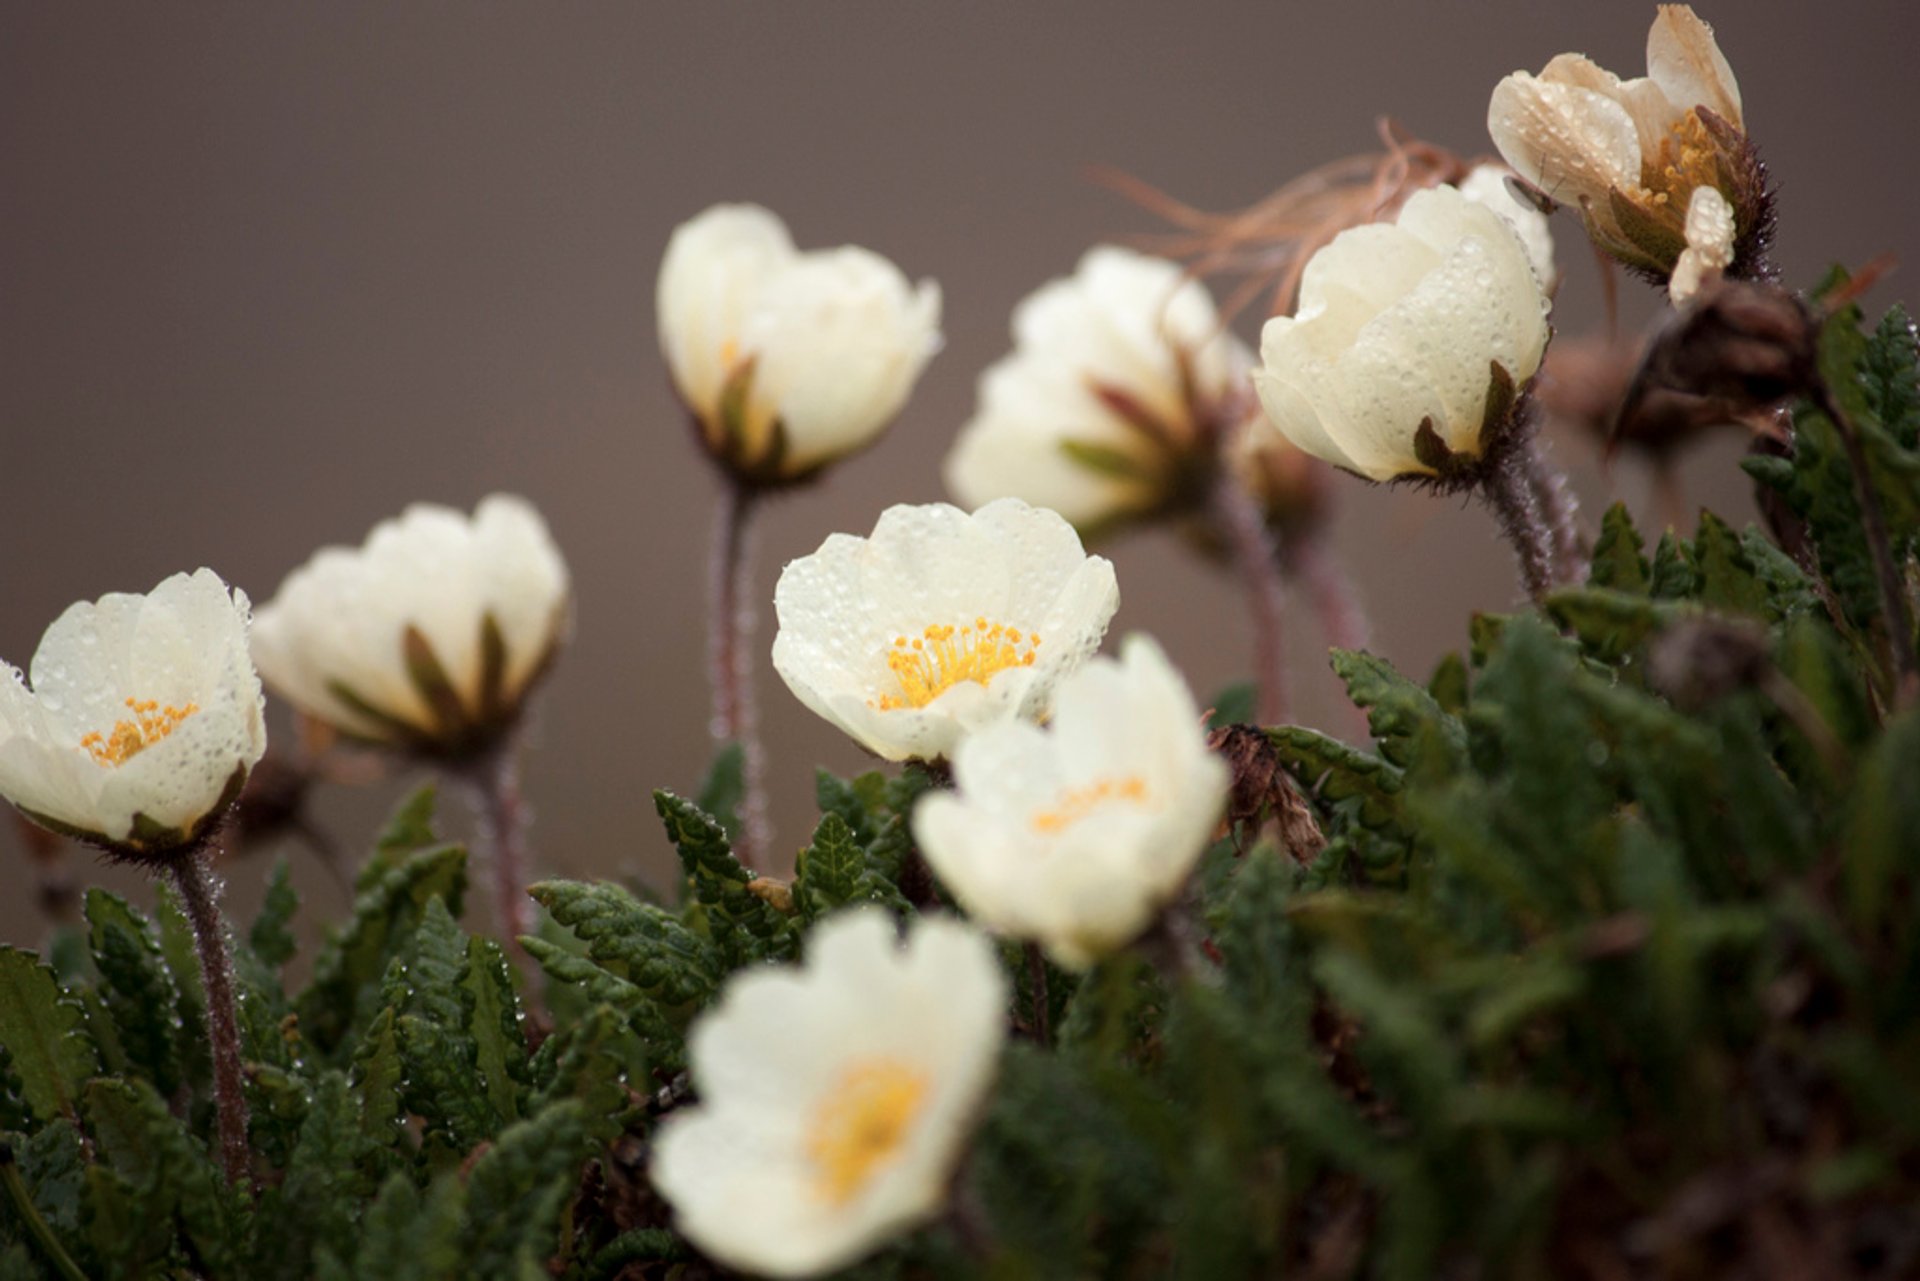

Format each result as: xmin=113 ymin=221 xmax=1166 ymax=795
xmin=3 ymin=1 xmax=1916 ymax=946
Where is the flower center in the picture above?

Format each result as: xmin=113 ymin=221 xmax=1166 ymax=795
xmin=1646 ymin=110 xmax=1721 ymax=207
xmin=872 ymin=619 xmax=1041 ymax=711
xmin=1031 ymin=774 xmax=1151 ymax=834
xmin=79 ymin=698 xmax=198 ymax=768
xmin=805 ymin=1059 xmax=929 ymax=1206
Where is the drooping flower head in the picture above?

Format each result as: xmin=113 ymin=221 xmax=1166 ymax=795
xmin=772 ymin=499 xmax=1120 ymax=762
xmin=0 ymin=569 xmax=266 ymax=861
xmin=1249 ymin=184 xmax=1552 ymax=487
xmin=251 ymin=494 xmax=570 ymax=759
xmin=1488 ymin=4 xmax=1770 ymax=299
xmin=944 ymin=246 xmax=1250 ymax=535
xmin=913 ymin=635 xmax=1229 ymax=969
xmin=658 ymin=203 xmax=943 ymax=486
xmin=651 ymin=909 xmax=1008 ymax=1277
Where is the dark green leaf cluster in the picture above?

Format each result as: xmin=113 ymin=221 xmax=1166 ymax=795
xmin=0 ymin=790 xmax=643 ymax=1279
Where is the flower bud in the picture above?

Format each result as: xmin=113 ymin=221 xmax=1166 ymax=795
xmin=944 ymin=246 xmax=1246 ymax=534
xmin=658 ymin=204 xmax=942 ymax=486
xmin=1487 ymin=5 xmax=1771 ymax=292
xmin=0 ymin=570 xmax=266 ymax=862
xmin=251 ymin=495 xmax=570 ymax=760
xmin=1249 ymin=184 xmax=1551 ymax=486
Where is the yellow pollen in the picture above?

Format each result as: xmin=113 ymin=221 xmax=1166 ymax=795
xmin=1647 ymin=111 xmax=1722 ymax=206
xmin=870 ymin=619 xmax=1041 ymax=711
xmin=805 ymin=1059 xmax=929 ymax=1205
xmin=79 ymin=697 xmax=199 ymax=768
xmin=1031 ymin=775 xmax=1150 ymax=834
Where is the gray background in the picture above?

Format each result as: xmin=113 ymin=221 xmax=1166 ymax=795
xmin=4 ymin=2 xmax=1915 ymax=946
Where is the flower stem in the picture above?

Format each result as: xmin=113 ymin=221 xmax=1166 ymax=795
xmin=1481 ymin=447 xmax=1558 ymax=604
xmin=1281 ymin=535 xmax=1371 ymax=654
xmin=1524 ymin=440 xmax=1586 ymax=582
xmin=1209 ymin=468 xmax=1289 ymax=725
xmin=463 ymin=741 xmax=548 ymax=1031
xmin=1813 ymin=382 xmax=1919 ymax=705
xmin=0 ymin=1143 xmax=88 ymax=1281
xmin=709 ymin=478 xmax=771 ymax=864
xmin=167 ymin=846 xmax=250 ymax=1188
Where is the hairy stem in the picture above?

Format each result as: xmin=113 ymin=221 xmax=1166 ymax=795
xmin=1525 ymin=440 xmax=1586 ymax=581
xmin=168 ymin=846 xmax=251 ymax=1188
xmin=1210 ymin=468 xmax=1289 ymax=724
xmin=709 ymin=479 xmax=771 ymax=863
xmin=1814 ymin=383 xmax=1919 ymax=705
xmin=463 ymin=741 xmax=541 ymax=991
xmin=1281 ymin=535 xmax=1371 ymax=654
xmin=1481 ymin=448 xmax=1558 ymax=604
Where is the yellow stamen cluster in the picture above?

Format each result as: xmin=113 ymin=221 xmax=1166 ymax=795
xmin=1032 ymin=774 xmax=1149 ymax=834
xmin=1647 ymin=111 xmax=1721 ymax=207
xmin=79 ymin=698 xmax=199 ymax=768
xmin=872 ymin=618 xmax=1040 ymax=711
xmin=805 ymin=1059 xmax=930 ymax=1206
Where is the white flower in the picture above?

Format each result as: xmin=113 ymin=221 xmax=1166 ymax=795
xmin=771 ymin=499 xmax=1119 ymax=762
xmin=658 ymin=203 xmax=942 ymax=483
xmin=1487 ymin=5 xmax=1756 ymax=279
xmin=651 ymin=909 xmax=1007 ymax=1277
xmin=944 ymin=246 xmax=1247 ymax=532
xmin=1250 ymin=184 xmax=1551 ymax=484
xmin=0 ymin=569 xmax=265 ymax=858
xmin=251 ymin=494 xmax=569 ymax=755
xmin=1457 ymin=163 xmax=1558 ymax=290
xmin=913 ymin=635 xmax=1228 ymax=969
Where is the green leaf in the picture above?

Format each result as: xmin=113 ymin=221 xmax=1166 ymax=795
xmin=655 ymin=790 xmax=798 ymax=965
xmin=1427 ymin=653 xmax=1469 ymax=717
xmin=1266 ymin=725 xmax=1403 ymax=831
xmin=1650 ymin=530 xmax=1698 ymax=600
xmin=84 ymin=890 xmax=181 ymax=1097
xmin=1330 ymin=649 xmax=1465 ymax=771
xmin=815 ymin=768 xmax=889 ymax=846
xmin=526 ymin=1004 xmax=632 ymax=1142
xmin=1843 ymin=709 xmax=1920 ymax=934
xmin=1587 ymin=502 xmax=1649 ymax=594
xmin=464 ymin=937 xmax=527 ymax=1126
xmin=462 ymin=1101 xmax=596 ymax=1278
xmin=529 ymin=880 xmax=717 ymax=1008
xmin=251 ymin=1071 xmax=370 ymax=1281
xmin=83 ymin=1077 xmax=238 ymax=1274
xmin=1865 ymin=305 xmax=1920 ymax=448
xmin=337 ymin=1173 xmax=466 ymax=1281
xmin=1543 ymin=586 xmax=1684 ymax=663
xmin=298 ymin=842 xmax=468 ymax=1055
xmin=349 ymin=1007 xmax=406 ymax=1150
xmin=249 ymin=857 xmax=299 ymax=969
xmin=695 ymin=741 xmax=746 ymax=840
xmin=361 ymin=784 xmax=443 ymax=887
xmin=792 ymin=811 xmax=908 ymax=923
xmin=1692 ymin=510 xmax=1772 ymax=617
xmin=0 ymin=950 xmax=96 ymax=1123
xmin=386 ymin=898 xmax=494 ymax=1149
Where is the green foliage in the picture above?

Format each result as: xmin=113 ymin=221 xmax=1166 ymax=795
xmin=0 ymin=950 xmax=95 ymax=1124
